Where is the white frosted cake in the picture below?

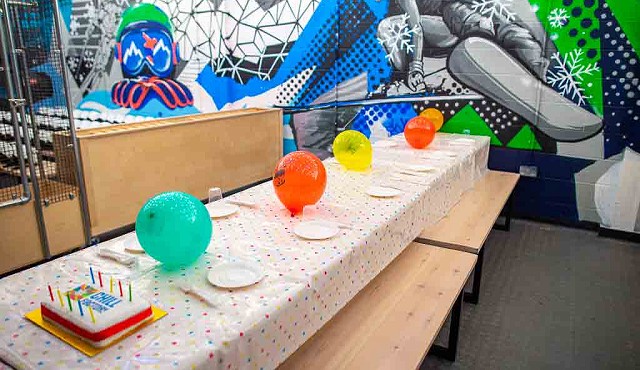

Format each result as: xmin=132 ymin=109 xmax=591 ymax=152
xmin=41 ymin=284 xmax=153 ymax=348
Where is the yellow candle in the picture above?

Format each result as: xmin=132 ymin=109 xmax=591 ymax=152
xmin=56 ymin=289 xmax=64 ymax=307
xmin=88 ymin=306 xmax=96 ymax=324
xmin=109 ymin=277 xmax=113 ymax=293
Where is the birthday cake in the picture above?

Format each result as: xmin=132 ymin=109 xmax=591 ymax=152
xmin=41 ymin=284 xmax=153 ymax=348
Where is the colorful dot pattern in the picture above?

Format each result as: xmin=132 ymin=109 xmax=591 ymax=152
xmin=0 ymin=134 xmax=489 ymax=369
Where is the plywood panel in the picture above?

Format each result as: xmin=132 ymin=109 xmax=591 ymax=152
xmin=43 ymin=199 xmax=85 ymax=256
xmin=78 ymin=108 xmax=283 ymax=235
xmin=279 ymin=243 xmax=477 ymax=370
xmin=418 ymin=170 xmax=520 ymax=254
xmin=0 ymin=201 xmax=44 ymax=274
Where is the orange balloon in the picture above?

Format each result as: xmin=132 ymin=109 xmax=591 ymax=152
xmin=420 ymin=108 xmax=444 ymax=131
xmin=273 ymin=151 xmax=327 ymax=216
xmin=404 ymin=116 xmax=436 ymax=149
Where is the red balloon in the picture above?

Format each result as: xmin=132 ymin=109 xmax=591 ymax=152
xmin=273 ymin=151 xmax=327 ymax=216
xmin=404 ymin=116 xmax=436 ymax=149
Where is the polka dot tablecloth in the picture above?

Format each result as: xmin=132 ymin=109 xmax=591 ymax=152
xmin=0 ymin=133 xmax=489 ymax=370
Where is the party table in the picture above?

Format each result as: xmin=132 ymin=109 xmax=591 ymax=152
xmin=0 ymin=133 xmax=489 ymax=370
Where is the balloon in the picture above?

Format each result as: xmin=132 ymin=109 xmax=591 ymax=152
xmin=420 ymin=108 xmax=444 ymax=131
xmin=404 ymin=116 xmax=436 ymax=149
xmin=136 ymin=191 xmax=212 ymax=268
xmin=273 ymin=151 xmax=327 ymax=216
xmin=332 ymin=130 xmax=373 ymax=171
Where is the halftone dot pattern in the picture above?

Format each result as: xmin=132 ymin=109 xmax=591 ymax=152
xmin=351 ymin=103 xmax=418 ymax=137
xmin=0 ymin=134 xmax=489 ymax=369
xmin=336 ymin=0 xmax=392 ymax=92
xmin=540 ymin=0 xmax=604 ymax=113
xmin=599 ymin=0 xmax=640 ymax=156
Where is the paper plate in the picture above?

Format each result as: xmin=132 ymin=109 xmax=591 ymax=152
xmin=123 ymin=233 xmax=145 ymax=254
xmin=294 ymin=221 xmax=340 ymax=240
xmin=208 ymin=203 xmax=239 ymax=218
xmin=207 ymin=261 xmax=264 ymax=288
xmin=399 ymin=164 xmax=437 ymax=172
xmin=366 ymin=186 xmax=403 ymax=198
xmin=373 ymin=140 xmax=397 ymax=148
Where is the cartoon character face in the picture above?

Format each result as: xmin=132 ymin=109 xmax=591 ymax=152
xmin=116 ymin=22 xmax=179 ymax=79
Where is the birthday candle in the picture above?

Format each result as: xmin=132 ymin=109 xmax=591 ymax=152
xmin=66 ymin=293 xmax=72 ymax=312
xmin=128 ymin=282 xmax=132 ymax=302
xmin=56 ymin=289 xmax=63 ymax=307
xmin=98 ymin=271 xmax=103 ymax=287
xmin=88 ymin=306 xmax=96 ymax=324
xmin=77 ymin=300 xmax=84 ymax=316
xmin=118 ymin=280 xmax=123 ymax=297
xmin=89 ymin=266 xmax=95 ymax=285
xmin=110 ymin=277 xmax=113 ymax=293
xmin=47 ymin=285 xmax=54 ymax=302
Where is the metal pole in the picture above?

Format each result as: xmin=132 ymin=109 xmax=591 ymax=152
xmin=0 ymin=6 xmax=31 ymax=207
xmin=0 ymin=0 xmax=50 ymax=257
xmin=15 ymin=48 xmax=47 ymax=181
xmin=50 ymin=0 xmax=92 ymax=247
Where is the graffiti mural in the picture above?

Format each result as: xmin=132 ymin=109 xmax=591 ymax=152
xmin=53 ymin=0 xmax=639 ymax=232
xmin=111 ymin=4 xmax=194 ymax=110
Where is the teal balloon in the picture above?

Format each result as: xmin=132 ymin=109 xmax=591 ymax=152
xmin=136 ymin=191 xmax=212 ymax=268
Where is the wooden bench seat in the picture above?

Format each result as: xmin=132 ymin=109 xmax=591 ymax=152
xmin=279 ymin=242 xmax=477 ymax=370
xmin=416 ymin=170 xmax=519 ymax=304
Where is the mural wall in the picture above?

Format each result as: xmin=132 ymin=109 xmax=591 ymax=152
xmin=56 ymin=0 xmax=639 ymax=233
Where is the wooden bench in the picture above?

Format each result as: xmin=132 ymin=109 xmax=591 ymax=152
xmin=279 ymin=242 xmax=477 ymax=369
xmin=416 ymin=170 xmax=520 ymax=304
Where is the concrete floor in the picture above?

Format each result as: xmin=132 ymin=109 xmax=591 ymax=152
xmin=423 ymin=219 xmax=640 ymax=370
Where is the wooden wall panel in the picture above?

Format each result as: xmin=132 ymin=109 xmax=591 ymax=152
xmin=74 ymin=108 xmax=283 ymax=235
xmin=0 ymin=201 xmax=44 ymax=274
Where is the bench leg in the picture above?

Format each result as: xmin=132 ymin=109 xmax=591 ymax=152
xmin=464 ymin=247 xmax=484 ymax=305
xmin=425 ymin=291 xmax=463 ymax=362
xmin=493 ymin=193 xmax=513 ymax=231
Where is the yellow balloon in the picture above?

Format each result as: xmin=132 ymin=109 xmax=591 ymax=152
xmin=420 ymin=108 xmax=444 ymax=131
xmin=332 ymin=130 xmax=372 ymax=171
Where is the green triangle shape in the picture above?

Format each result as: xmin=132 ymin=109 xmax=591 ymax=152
xmin=507 ymin=124 xmax=542 ymax=151
xmin=440 ymin=104 xmax=503 ymax=146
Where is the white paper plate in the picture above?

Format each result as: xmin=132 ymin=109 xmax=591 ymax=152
xmin=207 ymin=261 xmax=264 ymax=288
xmin=123 ymin=233 xmax=145 ymax=254
xmin=373 ymin=140 xmax=398 ymax=148
xmin=451 ymin=138 xmax=476 ymax=145
xmin=294 ymin=221 xmax=340 ymax=240
xmin=208 ymin=203 xmax=239 ymax=218
xmin=400 ymin=164 xmax=437 ymax=172
xmin=366 ymin=186 xmax=403 ymax=198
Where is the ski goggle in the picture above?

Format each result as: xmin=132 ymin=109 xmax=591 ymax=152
xmin=115 ymin=23 xmax=179 ymax=78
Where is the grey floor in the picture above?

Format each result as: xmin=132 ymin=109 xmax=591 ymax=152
xmin=422 ymin=219 xmax=640 ymax=370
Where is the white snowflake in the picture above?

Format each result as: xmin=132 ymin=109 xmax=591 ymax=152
xmin=546 ymin=49 xmax=600 ymax=106
xmin=471 ymin=0 xmax=515 ymax=21
xmin=548 ymin=8 xmax=569 ymax=28
xmin=377 ymin=13 xmax=421 ymax=61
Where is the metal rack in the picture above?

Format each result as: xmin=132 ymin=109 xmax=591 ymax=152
xmin=0 ymin=0 xmax=90 ymax=257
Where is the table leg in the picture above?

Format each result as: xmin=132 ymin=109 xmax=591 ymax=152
xmin=493 ymin=193 xmax=513 ymax=231
xmin=463 ymin=247 xmax=484 ymax=305
xmin=425 ymin=291 xmax=463 ymax=363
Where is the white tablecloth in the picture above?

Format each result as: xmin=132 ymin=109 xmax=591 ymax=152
xmin=0 ymin=133 xmax=489 ymax=370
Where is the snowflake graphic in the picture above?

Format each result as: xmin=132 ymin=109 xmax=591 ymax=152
xmin=548 ymin=8 xmax=569 ymax=28
xmin=377 ymin=13 xmax=421 ymax=61
xmin=546 ymin=49 xmax=600 ymax=106
xmin=471 ymin=0 xmax=515 ymax=21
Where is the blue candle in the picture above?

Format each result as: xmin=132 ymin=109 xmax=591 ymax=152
xmin=89 ymin=266 xmax=95 ymax=284
xmin=77 ymin=300 xmax=84 ymax=316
